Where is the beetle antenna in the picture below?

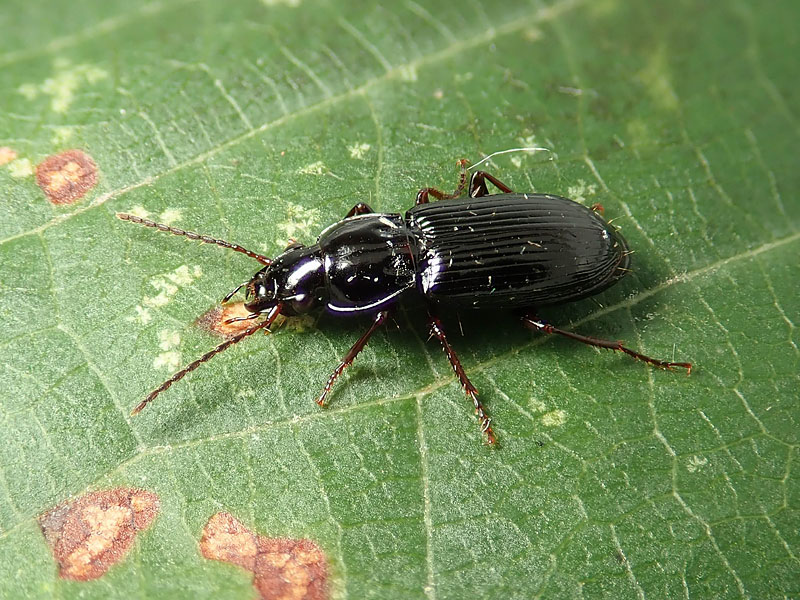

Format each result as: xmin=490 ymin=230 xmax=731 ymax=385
xmin=222 ymin=282 xmax=248 ymax=304
xmin=469 ymin=147 xmax=551 ymax=170
xmin=117 ymin=213 xmax=272 ymax=265
xmin=131 ymin=304 xmax=282 ymax=415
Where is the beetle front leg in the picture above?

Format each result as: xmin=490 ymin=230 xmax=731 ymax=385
xmin=468 ymin=170 xmax=514 ymax=197
xmin=428 ymin=314 xmax=497 ymax=444
xmin=522 ymin=314 xmax=692 ymax=373
xmin=415 ymin=159 xmax=470 ymax=205
xmin=345 ymin=203 xmax=374 ymax=218
xmin=317 ymin=310 xmax=390 ymax=407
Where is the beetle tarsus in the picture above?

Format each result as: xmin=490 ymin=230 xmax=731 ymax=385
xmin=522 ymin=315 xmax=692 ymax=373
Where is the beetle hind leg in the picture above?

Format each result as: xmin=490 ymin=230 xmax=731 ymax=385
xmin=415 ymin=159 xmax=470 ymax=205
xmin=468 ymin=170 xmax=514 ymax=197
xmin=523 ymin=314 xmax=692 ymax=373
xmin=428 ymin=314 xmax=497 ymax=445
xmin=345 ymin=203 xmax=374 ymax=218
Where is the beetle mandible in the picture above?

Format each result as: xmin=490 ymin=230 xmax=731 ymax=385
xmin=118 ymin=160 xmax=691 ymax=444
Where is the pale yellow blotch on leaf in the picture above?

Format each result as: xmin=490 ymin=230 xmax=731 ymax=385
xmin=143 ymin=264 xmax=201 ymax=308
xmin=158 ymin=329 xmax=180 ymax=351
xmin=540 ymin=409 xmax=567 ymax=427
xmin=127 ymin=305 xmax=152 ymax=325
xmin=18 ymin=59 xmax=108 ymax=113
xmin=153 ymin=351 xmax=181 ymax=371
xmin=397 ymin=65 xmax=417 ymax=81
xmin=159 ymin=208 xmax=182 ymax=225
xmin=528 ymin=398 xmax=547 ymax=413
xmin=348 ymin=142 xmax=371 ymax=160
xmin=127 ymin=205 xmax=151 ymax=219
xmin=686 ymin=455 xmax=708 ymax=473
xmin=51 ymin=126 xmax=73 ymax=145
xmin=566 ymin=179 xmax=598 ymax=204
xmin=8 ymin=158 xmax=33 ymax=178
xmin=298 ymin=161 xmax=327 ymax=175
xmin=277 ymin=202 xmax=320 ymax=246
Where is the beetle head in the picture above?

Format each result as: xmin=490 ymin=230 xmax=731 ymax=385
xmin=244 ymin=244 xmax=325 ymax=316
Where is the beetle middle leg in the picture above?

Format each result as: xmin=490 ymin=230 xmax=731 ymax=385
xmin=522 ymin=314 xmax=692 ymax=373
xmin=468 ymin=170 xmax=514 ymax=198
xmin=317 ymin=309 xmax=390 ymax=407
xmin=345 ymin=203 xmax=374 ymax=218
xmin=428 ymin=314 xmax=497 ymax=444
xmin=415 ymin=159 xmax=470 ymax=205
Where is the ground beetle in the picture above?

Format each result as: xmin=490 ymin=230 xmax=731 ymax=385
xmin=118 ymin=160 xmax=691 ymax=444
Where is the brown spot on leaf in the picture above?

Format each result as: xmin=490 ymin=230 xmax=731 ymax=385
xmin=38 ymin=488 xmax=159 ymax=581
xmin=0 ymin=146 xmax=17 ymax=165
xmin=201 ymin=512 xmax=328 ymax=600
xmin=196 ymin=302 xmax=255 ymax=337
xmin=35 ymin=149 xmax=97 ymax=204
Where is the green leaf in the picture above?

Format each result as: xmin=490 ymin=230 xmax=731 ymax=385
xmin=1 ymin=0 xmax=798 ymax=598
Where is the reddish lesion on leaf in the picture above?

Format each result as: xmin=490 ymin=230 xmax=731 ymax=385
xmin=35 ymin=149 xmax=98 ymax=205
xmin=38 ymin=488 xmax=159 ymax=581
xmin=196 ymin=302 xmax=256 ymax=337
xmin=0 ymin=146 xmax=17 ymax=166
xmin=200 ymin=512 xmax=328 ymax=600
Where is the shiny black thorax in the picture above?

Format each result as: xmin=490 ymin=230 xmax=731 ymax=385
xmin=246 ymin=194 xmax=629 ymax=316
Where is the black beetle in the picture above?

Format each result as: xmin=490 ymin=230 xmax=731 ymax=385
xmin=118 ymin=161 xmax=691 ymax=443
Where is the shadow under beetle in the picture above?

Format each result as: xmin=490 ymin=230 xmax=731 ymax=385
xmin=118 ymin=161 xmax=691 ymax=444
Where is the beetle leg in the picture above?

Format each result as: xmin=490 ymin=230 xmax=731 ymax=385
xmin=522 ymin=315 xmax=692 ymax=373
xmin=345 ymin=203 xmax=374 ymax=218
xmin=468 ymin=170 xmax=515 ymax=197
xmin=590 ymin=203 xmax=605 ymax=215
xmin=317 ymin=310 xmax=390 ymax=407
xmin=428 ymin=314 xmax=497 ymax=445
xmin=415 ymin=159 xmax=470 ymax=205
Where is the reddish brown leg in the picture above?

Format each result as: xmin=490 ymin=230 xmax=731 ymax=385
xmin=116 ymin=213 xmax=271 ymax=265
xmin=468 ymin=170 xmax=514 ymax=198
xmin=428 ymin=315 xmax=496 ymax=445
xmin=415 ymin=159 xmax=470 ymax=205
xmin=317 ymin=310 xmax=390 ymax=407
xmin=346 ymin=203 xmax=374 ymax=218
xmin=522 ymin=315 xmax=692 ymax=373
xmin=131 ymin=305 xmax=283 ymax=415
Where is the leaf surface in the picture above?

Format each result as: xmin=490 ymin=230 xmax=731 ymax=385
xmin=1 ymin=0 xmax=798 ymax=598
